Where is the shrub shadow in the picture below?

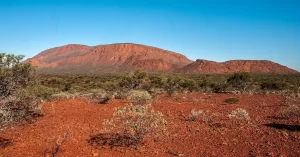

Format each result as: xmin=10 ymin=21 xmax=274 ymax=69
xmin=266 ymin=116 xmax=288 ymax=120
xmin=264 ymin=123 xmax=300 ymax=132
xmin=0 ymin=137 xmax=12 ymax=149
xmin=88 ymin=133 xmax=141 ymax=149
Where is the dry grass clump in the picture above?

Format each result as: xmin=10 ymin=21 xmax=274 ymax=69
xmin=102 ymin=105 xmax=167 ymax=147
xmin=0 ymin=90 xmax=41 ymax=125
xmin=188 ymin=109 xmax=205 ymax=121
xmin=100 ymin=90 xmax=167 ymax=148
xmin=52 ymin=92 xmax=76 ymax=100
xmin=228 ymin=108 xmax=250 ymax=121
xmin=44 ymin=133 xmax=71 ymax=157
xmin=187 ymin=109 xmax=217 ymax=124
xmin=281 ymin=105 xmax=300 ymax=118
xmin=280 ymin=92 xmax=300 ymax=118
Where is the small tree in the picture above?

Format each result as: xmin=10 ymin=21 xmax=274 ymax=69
xmin=181 ymin=78 xmax=198 ymax=92
xmin=0 ymin=53 xmax=41 ymax=125
xmin=227 ymin=72 xmax=252 ymax=92
xmin=119 ymin=70 xmax=149 ymax=90
xmin=162 ymin=76 xmax=184 ymax=96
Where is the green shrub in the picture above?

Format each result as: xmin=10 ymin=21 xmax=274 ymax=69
xmin=181 ymin=78 xmax=198 ymax=92
xmin=227 ymin=72 xmax=252 ymax=91
xmin=225 ymin=98 xmax=239 ymax=104
xmin=63 ymin=83 xmax=72 ymax=91
xmin=129 ymin=90 xmax=152 ymax=106
xmin=27 ymin=84 xmax=55 ymax=100
xmin=0 ymin=53 xmax=41 ymax=125
xmin=91 ymin=89 xmax=107 ymax=99
xmin=162 ymin=76 xmax=184 ymax=96
xmin=119 ymin=70 xmax=148 ymax=90
xmin=261 ymin=80 xmax=288 ymax=90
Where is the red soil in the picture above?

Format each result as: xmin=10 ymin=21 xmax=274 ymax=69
xmin=1 ymin=93 xmax=299 ymax=157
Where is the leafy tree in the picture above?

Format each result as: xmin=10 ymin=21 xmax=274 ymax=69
xmin=227 ymin=72 xmax=252 ymax=92
xmin=0 ymin=53 xmax=41 ymax=124
xmin=119 ymin=70 xmax=148 ymax=90
xmin=181 ymin=78 xmax=198 ymax=92
xmin=162 ymin=76 xmax=184 ymax=96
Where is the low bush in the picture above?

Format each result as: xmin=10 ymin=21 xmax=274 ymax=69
xmin=225 ymin=98 xmax=239 ymax=104
xmin=228 ymin=108 xmax=250 ymax=121
xmin=102 ymin=105 xmax=167 ymax=148
xmin=52 ymin=92 xmax=70 ymax=100
xmin=211 ymin=82 xmax=229 ymax=93
xmin=187 ymin=109 xmax=216 ymax=124
xmin=119 ymin=70 xmax=148 ymax=90
xmin=0 ymin=54 xmax=42 ymax=126
xmin=162 ymin=76 xmax=184 ymax=96
xmin=227 ymin=72 xmax=252 ymax=92
xmin=181 ymin=78 xmax=198 ymax=92
xmin=261 ymin=80 xmax=288 ymax=90
xmin=128 ymin=90 xmax=152 ymax=106
xmin=113 ymin=90 xmax=129 ymax=99
xmin=188 ymin=109 xmax=205 ymax=121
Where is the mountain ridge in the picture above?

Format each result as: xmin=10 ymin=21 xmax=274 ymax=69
xmin=25 ymin=43 xmax=298 ymax=74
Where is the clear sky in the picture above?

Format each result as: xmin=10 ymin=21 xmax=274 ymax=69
xmin=0 ymin=0 xmax=299 ymax=71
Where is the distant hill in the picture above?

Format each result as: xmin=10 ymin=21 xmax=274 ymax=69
xmin=176 ymin=59 xmax=298 ymax=74
xmin=25 ymin=43 xmax=298 ymax=74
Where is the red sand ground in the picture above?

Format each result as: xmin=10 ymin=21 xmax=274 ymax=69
xmin=0 ymin=93 xmax=299 ymax=157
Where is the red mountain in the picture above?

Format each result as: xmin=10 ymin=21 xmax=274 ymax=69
xmin=177 ymin=59 xmax=298 ymax=74
xmin=25 ymin=43 xmax=298 ymax=74
xmin=26 ymin=43 xmax=192 ymax=74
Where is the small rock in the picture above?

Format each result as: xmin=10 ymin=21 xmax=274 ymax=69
xmin=279 ymin=154 xmax=287 ymax=157
xmin=92 ymin=150 xmax=99 ymax=157
xmin=44 ymin=154 xmax=52 ymax=157
xmin=222 ymin=142 xmax=228 ymax=145
xmin=266 ymin=152 xmax=275 ymax=157
xmin=281 ymin=131 xmax=289 ymax=139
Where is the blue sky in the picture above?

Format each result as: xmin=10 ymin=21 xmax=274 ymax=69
xmin=0 ymin=0 xmax=299 ymax=70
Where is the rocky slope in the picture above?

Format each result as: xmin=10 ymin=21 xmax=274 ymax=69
xmin=25 ymin=43 xmax=298 ymax=74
